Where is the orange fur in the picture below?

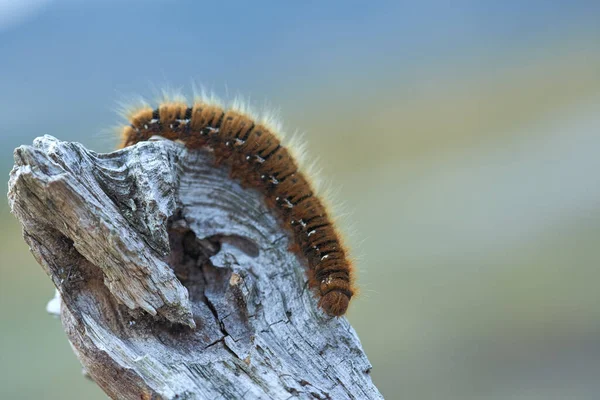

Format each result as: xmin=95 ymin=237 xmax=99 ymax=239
xmin=119 ymin=101 xmax=356 ymax=316
xmin=130 ymin=107 xmax=153 ymax=128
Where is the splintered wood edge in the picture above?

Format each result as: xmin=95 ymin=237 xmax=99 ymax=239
xmin=7 ymin=135 xmax=382 ymax=400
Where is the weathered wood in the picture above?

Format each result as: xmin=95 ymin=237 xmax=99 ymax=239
xmin=7 ymin=135 xmax=382 ymax=400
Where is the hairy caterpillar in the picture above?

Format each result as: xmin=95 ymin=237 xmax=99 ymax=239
xmin=118 ymin=97 xmax=356 ymax=316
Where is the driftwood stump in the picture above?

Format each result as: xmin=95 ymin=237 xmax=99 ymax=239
xmin=7 ymin=135 xmax=382 ymax=400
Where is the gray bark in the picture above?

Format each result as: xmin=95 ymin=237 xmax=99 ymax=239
xmin=7 ymin=135 xmax=382 ymax=400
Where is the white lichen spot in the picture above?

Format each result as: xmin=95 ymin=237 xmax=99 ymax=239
xmin=46 ymin=289 xmax=61 ymax=317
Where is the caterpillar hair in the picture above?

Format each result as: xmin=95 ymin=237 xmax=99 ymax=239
xmin=118 ymin=94 xmax=356 ymax=317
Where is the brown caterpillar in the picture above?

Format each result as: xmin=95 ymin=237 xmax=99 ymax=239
xmin=118 ymin=97 xmax=355 ymax=316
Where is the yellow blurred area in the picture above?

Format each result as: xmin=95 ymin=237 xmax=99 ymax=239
xmin=296 ymin=39 xmax=600 ymax=170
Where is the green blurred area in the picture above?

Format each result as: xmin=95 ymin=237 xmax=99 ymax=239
xmin=0 ymin=210 xmax=107 ymax=399
xmin=2 ymin=4 xmax=600 ymax=400
xmin=294 ymin=41 xmax=600 ymax=399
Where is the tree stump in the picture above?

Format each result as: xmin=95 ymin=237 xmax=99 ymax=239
xmin=7 ymin=135 xmax=382 ymax=399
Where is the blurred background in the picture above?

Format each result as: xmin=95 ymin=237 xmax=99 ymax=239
xmin=1 ymin=1 xmax=600 ymax=399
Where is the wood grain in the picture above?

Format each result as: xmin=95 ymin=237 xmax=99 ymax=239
xmin=7 ymin=135 xmax=382 ymax=400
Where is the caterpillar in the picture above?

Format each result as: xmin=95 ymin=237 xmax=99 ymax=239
xmin=118 ymin=97 xmax=356 ymax=317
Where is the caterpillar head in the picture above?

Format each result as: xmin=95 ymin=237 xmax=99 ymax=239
xmin=319 ymin=275 xmax=353 ymax=316
xmin=319 ymin=290 xmax=351 ymax=317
